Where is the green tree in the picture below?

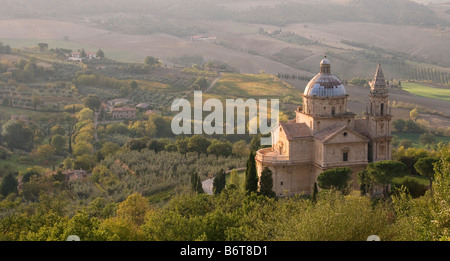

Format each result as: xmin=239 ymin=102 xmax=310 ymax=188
xmin=249 ymin=135 xmax=261 ymax=152
xmin=259 ymin=167 xmax=275 ymax=198
xmin=51 ymin=135 xmax=66 ymax=154
xmin=190 ymin=172 xmax=204 ymax=194
xmin=0 ymin=172 xmax=18 ymax=196
xmin=37 ymin=144 xmax=55 ymax=162
xmin=175 ymin=137 xmax=189 ymax=155
xmin=213 ymin=169 xmax=226 ymax=195
xmin=96 ymin=48 xmax=104 ymax=59
xmin=77 ymin=108 xmax=94 ymax=122
xmin=73 ymin=140 xmax=93 ymax=156
xmin=410 ymin=108 xmax=419 ymax=121
xmin=312 ymin=182 xmax=318 ymax=202
xmin=317 ymin=167 xmax=353 ymax=194
xmin=419 ymin=132 xmax=436 ymax=148
xmin=126 ymin=137 xmax=148 ymax=151
xmin=1 ymin=120 xmax=34 ymax=151
xmin=188 ymin=135 xmax=211 ymax=157
xmin=394 ymin=178 xmax=427 ymax=198
xmin=392 ymin=119 xmax=406 ymax=132
xmin=51 ymin=125 xmax=65 ymax=136
xmin=357 ymin=170 xmax=372 ymax=196
xmin=414 ymin=156 xmax=439 ymax=188
xmin=73 ymin=154 xmax=96 ymax=171
xmin=367 ymin=160 xmax=406 ymax=197
xmin=232 ymin=140 xmax=249 ymax=158
xmin=404 ymin=119 xmax=424 ymax=133
xmin=31 ymin=96 xmax=42 ymax=111
xmin=83 ymin=94 xmax=101 ymax=112
xmin=229 ymin=169 xmax=240 ymax=189
xmin=207 ymin=140 xmax=232 ymax=158
xmin=100 ymin=142 xmax=120 ymax=158
xmin=37 ymin=43 xmax=48 ymax=52
xmin=116 ymin=193 xmax=150 ymax=226
xmin=144 ymin=56 xmax=161 ymax=67
xmin=192 ymin=77 xmax=208 ymax=90
xmin=399 ymin=139 xmax=412 ymax=149
xmin=244 ymin=151 xmax=258 ymax=194
xmin=80 ymin=49 xmax=87 ymax=58
xmin=147 ymin=139 xmax=165 ymax=153
xmin=130 ymin=80 xmax=138 ymax=90
xmin=63 ymin=157 xmax=73 ymax=170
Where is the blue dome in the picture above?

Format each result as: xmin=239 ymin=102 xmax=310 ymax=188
xmin=303 ymin=59 xmax=347 ymax=97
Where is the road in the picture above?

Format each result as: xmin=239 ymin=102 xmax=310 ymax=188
xmin=204 ymin=72 xmax=222 ymax=93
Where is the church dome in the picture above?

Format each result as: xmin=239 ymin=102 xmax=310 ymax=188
xmin=303 ymin=58 xmax=347 ymax=97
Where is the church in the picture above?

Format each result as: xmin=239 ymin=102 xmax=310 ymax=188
xmin=256 ymin=58 xmax=393 ymax=196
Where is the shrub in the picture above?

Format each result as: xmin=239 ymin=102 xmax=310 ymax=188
xmin=394 ymin=178 xmax=427 ymax=198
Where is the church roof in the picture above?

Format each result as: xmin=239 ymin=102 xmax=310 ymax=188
xmin=303 ymin=58 xmax=347 ymax=98
xmin=279 ymin=122 xmax=312 ymax=140
xmin=314 ymin=123 xmax=369 ymax=142
xmin=372 ymin=63 xmax=386 ymax=87
xmin=370 ymin=63 xmax=388 ymax=94
xmin=314 ymin=124 xmax=347 ymax=142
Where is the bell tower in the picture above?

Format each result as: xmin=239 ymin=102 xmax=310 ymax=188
xmin=366 ymin=63 xmax=392 ymax=162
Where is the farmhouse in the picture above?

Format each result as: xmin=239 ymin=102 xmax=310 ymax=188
xmin=111 ymin=107 xmax=136 ymax=119
xmin=107 ymin=98 xmax=129 ymax=107
xmin=256 ymin=58 xmax=393 ymax=196
xmin=69 ymin=51 xmax=96 ymax=61
xmin=135 ymin=103 xmax=150 ymax=110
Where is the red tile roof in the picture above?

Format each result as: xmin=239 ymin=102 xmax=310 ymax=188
xmin=279 ymin=122 xmax=312 ymax=140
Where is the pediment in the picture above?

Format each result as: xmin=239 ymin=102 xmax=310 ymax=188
xmin=315 ymin=124 xmax=369 ymax=143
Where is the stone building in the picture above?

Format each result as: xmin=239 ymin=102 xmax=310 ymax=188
xmin=256 ymin=58 xmax=392 ymax=196
xmin=111 ymin=107 xmax=136 ymax=119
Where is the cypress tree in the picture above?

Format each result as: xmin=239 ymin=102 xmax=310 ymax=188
xmin=244 ymin=151 xmax=258 ymax=194
xmin=213 ymin=169 xmax=226 ymax=195
xmin=0 ymin=172 xmax=18 ymax=197
xmin=68 ymin=135 xmax=72 ymax=154
xmin=259 ymin=167 xmax=275 ymax=198
xmin=190 ymin=171 xmax=204 ymax=194
xmin=312 ymin=182 xmax=318 ymax=202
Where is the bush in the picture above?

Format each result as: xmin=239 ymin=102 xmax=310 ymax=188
xmin=393 ymin=178 xmax=427 ymax=198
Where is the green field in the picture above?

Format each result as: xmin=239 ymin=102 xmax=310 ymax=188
xmin=393 ymin=131 xmax=450 ymax=148
xmin=209 ymin=72 xmax=301 ymax=104
xmin=401 ymin=82 xmax=450 ymax=102
xmin=0 ymin=38 xmax=139 ymax=63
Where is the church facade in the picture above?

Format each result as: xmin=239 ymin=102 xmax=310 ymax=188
xmin=255 ymin=58 xmax=393 ymax=196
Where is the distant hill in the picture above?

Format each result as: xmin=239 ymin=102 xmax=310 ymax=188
xmin=0 ymin=0 xmax=447 ymax=28
xmin=236 ymin=0 xmax=450 ymax=27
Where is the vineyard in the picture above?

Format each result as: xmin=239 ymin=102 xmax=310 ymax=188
xmin=0 ymin=83 xmax=78 ymax=111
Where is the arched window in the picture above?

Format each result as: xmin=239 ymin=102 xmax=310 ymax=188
xmin=381 ymin=103 xmax=384 ymax=116
xmin=331 ymin=106 xmax=336 ymax=116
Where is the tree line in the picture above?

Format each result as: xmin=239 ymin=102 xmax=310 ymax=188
xmin=1 ymin=144 xmax=448 ymax=241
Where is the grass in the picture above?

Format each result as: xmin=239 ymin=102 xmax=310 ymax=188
xmin=393 ymin=131 xmax=450 ymax=148
xmin=0 ymin=154 xmax=41 ymax=173
xmin=401 ymin=82 xmax=450 ymax=102
xmin=0 ymin=104 xmax=64 ymax=121
xmin=210 ymin=72 xmax=301 ymax=103
xmin=391 ymin=175 xmax=430 ymax=187
xmin=225 ymin=169 xmax=246 ymax=191
xmin=0 ymin=38 xmax=136 ymax=63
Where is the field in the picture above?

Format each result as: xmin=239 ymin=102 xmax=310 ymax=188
xmin=393 ymin=131 xmax=450 ymax=148
xmin=400 ymin=82 xmax=450 ymax=102
xmin=209 ymin=72 xmax=301 ymax=103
